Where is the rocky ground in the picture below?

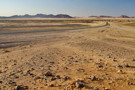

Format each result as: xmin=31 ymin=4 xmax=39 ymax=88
xmin=0 ymin=21 xmax=135 ymax=90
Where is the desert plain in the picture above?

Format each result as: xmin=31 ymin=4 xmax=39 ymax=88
xmin=0 ymin=18 xmax=135 ymax=90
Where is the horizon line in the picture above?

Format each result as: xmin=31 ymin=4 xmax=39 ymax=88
xmin=0 ymin=13 xmax=134 ymax=17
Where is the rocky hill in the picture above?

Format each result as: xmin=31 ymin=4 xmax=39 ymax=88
xmin=119 ymin=15 xmax=130 ymax=18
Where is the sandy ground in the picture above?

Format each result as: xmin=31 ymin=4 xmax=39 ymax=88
xmin=0 ymin=20 xmax=135 ymax=90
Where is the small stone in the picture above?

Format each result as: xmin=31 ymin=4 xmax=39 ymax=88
xmin=34 ymin=76 xmax=41 ymax=80
xmin=14 ymin=75 xmax=19 ymax=78
xmin=30 ymin=73 xmax=34 ymax=77
xmin=117 ymin=65 xmax=123 ymax=68
xmin=45 ymin=71 xmax=52 ymax=76
xmin=50 ymin=62 xmax=55 ymax=64
xmin=51 ymin=77 xmax=56 ymax=81
xmin=64 ymin=76 xmax=71 ymax=81
xmin=9 ymin=80 xmax=16 ymax=86
xmin=99 ymin=59 xmax=102 ymax=61
xmin=128 ymin=82 xmax=135 ymax=85
xmin=90 ymin=59 xmax=93 ymax=60
xmin=108 ymin=56 xmax=111 ymax=58
xmin=15 ymin=85 xmax=24 ymax=90
xmin=0 ymin=81 xmax=2 ymax=84
xmin=23 ymin=70 xmax=30 ymax=76
xmin=94 ymin=87 xmax=99 ymax=90
xmin=49 ymin=84 xmax=54 ymax=87
xmin=61 ymin=76 xmax=71 ymax=82
xmin=4 ymin=50 xmax=10 ymax=53
xmin=113 ymin=59 xmax=117 ymax=62
xmin=98 ymin=65 xmax=103 ymax=68
xmin=75 ymin=80 xmax=84 ymax=88
xmin=84 ymin=73 xmax=87 ymax=75
xmin=133 ymin=59 xmax=135 ymax=61
xmin=48 ymin=81 xmax=56 ymax=87
xmin=91 ymin=76 xmax=97 ymax=81
xmin=104 ymin=87 xmax=109 ymax=90
xmin=15 ymin=85 xmax=29 ymax=90
xmin=104 ymin=72 xmax=108 ymax=75
xmin=63 ymin=67 xmax=68 ymax=70
xmin=74 ymin=60 xmax=78 ymax=62
xmin=40 ymin=65 xmax=44 ymax=67
xmin=56 ymin=75 xmax=61 ymax=79
xmin=117 ymin=70 xmax=123 ymax=73
xmin=70 ymin=57 xmax=74 ymax=59
xmin=124 ymin=64 xmax=130 ymax=68
xmin=0 ymin=70 xmax=2 ymax=73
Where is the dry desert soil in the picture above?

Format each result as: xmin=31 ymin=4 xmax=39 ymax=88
xmin=0 ymin=19 xmax=135 ymax=90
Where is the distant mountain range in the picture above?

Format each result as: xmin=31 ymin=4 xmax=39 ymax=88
xmin=0 ymin=14 xmax=73 ymax=18
xmin=89 ymin=15 xmax=135 ymax=18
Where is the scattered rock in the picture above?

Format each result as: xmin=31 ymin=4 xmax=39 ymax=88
xmin=104 ymin=87 xmax=109 ymax=90
xmin=113 ymin=58 xmax=117 ymax=62
xmin=0 ymin=81 xmax=2 ymax=84
xmin=124 ymin=64 xmax=135 ymax=68
xmin=56 ymin=75 xmax=61 ymax=79
xmin=99 ymin=59 xmax=102 ymax=61
xmin=84 ymin=73 xmax=88 ymax=75
xmin=51 ymin=77 xmax=56 ymax=81
xmin=128 ymin=82 xmax=135 ymax=86
xmin=64 ymin=76 xmax=71 ymax=80
xmin=104 ymin=72 xmax=108 ymax=75
xmin=29 ymin=73 xmax=34 ymax=77
xmin=75 ymin=80 xmax=84 ymax=88
xmin=40 ymin=65 xmax=44 ymax=67
xmin=74 ymin=60 xmax=78 ymax=62
xmin=124 ymin=64 xmax=130 ymax=68
xmin=63 ymin=67 xmax=68 ymax=70
xmin=108 ymin=56 xmax=112 ymax=58
xmin=34 ymin=76 xmax=41 ymax=80
xmin=94 ymin=87 xmax=99 ymax=90
xmin=14 ymin=75 xmax=19 ymax=78
xmin=77 ymin=69 xmax=85 ymax=72
xmin=117 ymin=65 xmax=123 ymax=68
xmin=117 ymin=70 xmax=123 ymax=73
xmin=50 ymin=62 xmax=55 ymax=65
xmin=45 ymin=71 xmax=53 ymax=76
xmin=4 ymin=50 xmax=10 ymax=53
xmin=23 ymin=70 xmax=31 ymax=76
xmin=70 ymin=57 xmax=74 ymax=60
xmin=0 ymin=70 xmax=2 ymax=73
xmin=98 ymin=64 xmax=103 ymax=68
xmin=61 ymin=76 xmax=71 ymax=82
xmin=89 ymin=58 xmax=93 ymax=60
xmin=49 ymin=84 xmax=55 ymax=87
xmin=15 ymin=85 xmax=24 ymax=90
xmin=15 ymin=85 xmax=29 ymax=90
xmin=91 ymin=76 xmax=97 ymax=81
xmin=8 ymin=80 xmax=16 ymax=86
xmin=48 ymin=81 xmax=56 ymax=87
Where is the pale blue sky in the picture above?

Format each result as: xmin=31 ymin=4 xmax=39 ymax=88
xmin=0 ymin=0 xmax=135 ymax=17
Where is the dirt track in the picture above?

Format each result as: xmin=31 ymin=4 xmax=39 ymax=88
xmin=0 ymin=21 xmax=135 ymax=90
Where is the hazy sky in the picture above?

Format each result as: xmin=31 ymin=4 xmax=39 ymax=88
xmin=0 ymin=0 xmax=135 ymax=17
